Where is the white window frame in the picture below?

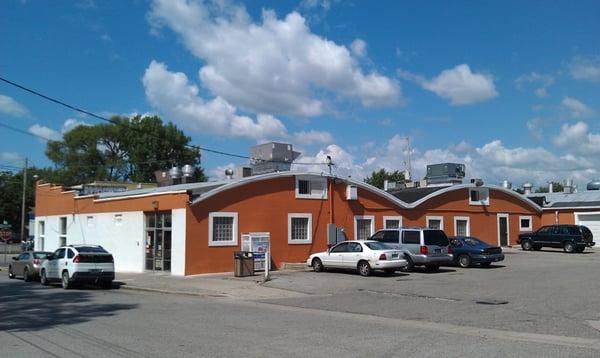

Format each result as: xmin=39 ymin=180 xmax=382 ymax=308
xmin=383 ymin=216 xmax=403 ymax=229
xmin=469 ymin=188 xmax=490 ymax=206
xmin=208 ymin=212 xmax=238 ymax=247
xmin=354 ymin=215 xmax=375 ymax=241
xmin=295 ymin=176 xmax=328 ymax=200
xmin=288 ymin=213 xmax=312 ymax=244
xmin=519 ymin=215 xmax=532 ymax=232
xmin=59 ymin=216 xmax=67 ymax=246
xmin=38 ymin=220 xmax=45 ymax=251
xmin=426 ymin=216 xmax=444 ymax=230
xmin=453 ymin=216 xmax=470 ymax=236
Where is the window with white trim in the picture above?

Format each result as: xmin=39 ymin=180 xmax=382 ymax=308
xmin=519 ymin=216 xmax=532 ymax=231
xmin=354 ymin=215 xmax=374 ymax=241
xmin=426 ymin=216 xmax=444 ymax=230
xmin=59 ymin=217 xmax=67 ymax=246
xmin=454 ymin=216 xmax=470 ymax=236
xmin=295 ymin=176 xmax=327 ymax=199
xmin=38 ymin=221 xmax=45 ymax=250
xmin=209 ymin=212 xmax=238 ymax=246
xmin=288 ymin=213 xmax=312 ymax=244
xmin=469 ymin=188 xmax=490 ymax=206
xmin=383 ymin=216 xmax=402 ymax=229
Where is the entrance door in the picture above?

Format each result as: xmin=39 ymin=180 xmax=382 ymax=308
xmin=145 ymin=212 xmax=172 ymax=272
xmin=498 ymin=214 xmax=509 ymax=247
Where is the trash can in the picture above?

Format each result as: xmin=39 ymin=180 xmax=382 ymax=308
xmin=234 ymin=251 xmax=255 ymax=277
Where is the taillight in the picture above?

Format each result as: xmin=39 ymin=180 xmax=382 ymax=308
xmin=420 ymin=246 xmax=429 ymax=255
xmin=33 ymin=259 xmax=40 ymax=265
xmin=379 ymin=253 xmax=387 ymax=260
xmin=109 ymin=256 xmax=114 ymax=263
xmin=447 ymin=245 xmax=453 ymax=254
xmin=73 ymin=255 xmax=80 ymax=263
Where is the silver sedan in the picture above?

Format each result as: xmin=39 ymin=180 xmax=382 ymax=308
xmin=8 ymin=251 xmax=52 ymax=281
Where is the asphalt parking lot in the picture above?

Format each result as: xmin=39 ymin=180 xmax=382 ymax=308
xmin=261 ymin=247 xmax=600 ymax=340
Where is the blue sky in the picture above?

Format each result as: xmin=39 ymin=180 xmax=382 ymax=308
xmin=1 ymin=0 xmax=599 ymax=187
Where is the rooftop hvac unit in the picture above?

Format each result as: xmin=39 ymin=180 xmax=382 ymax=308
xmin=182 ymin=164 xmax=194 ymax=178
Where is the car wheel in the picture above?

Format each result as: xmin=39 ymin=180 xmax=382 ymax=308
xmin=8 ymin=266 xmax=15 ymax=279
xmin=312 ymin=258 xmax=324 ymax=273
xmin=563 ymin=241 xmax=575 ymax=253
xmin=61 ymin=271 xmax=71 ymax=289
xmin=425 ymin=265 xmax=440 ymax=272
xmin=480 ymin=262 xmax=492 ymax=267
xmin=357 ymin=261 xmax=372 ymax=277
xmin=40 ymin=270 xmax=48 ymax=286
xmin=399 ymin=256 xmax=414 ymax=272
xmin=521 ymin=240 xmax=533 ymax=251
xmin=458 ymin=254 xmax=471 ymax=268
xmin=23 ymin=268 xmax=31 ymax=282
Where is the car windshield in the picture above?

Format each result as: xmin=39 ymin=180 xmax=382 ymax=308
xmin=74 ymin=246 xmax=107 ymax=253
xmin=424 ymin=230 xmax=449 ymax=246
xmin=364 ymin=242 xmax=394 ymax=251
xmin=33 ymin=252 xmax=49 ymax=259
xmin=462 ymin=237 xmax=485 ymax=246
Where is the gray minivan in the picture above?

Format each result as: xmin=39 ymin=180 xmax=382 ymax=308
xmin=370 ymin=228 xmax=453 ymax=271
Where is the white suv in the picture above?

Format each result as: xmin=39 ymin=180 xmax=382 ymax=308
xmin=40 ymin=245 xmax=115 ymax=289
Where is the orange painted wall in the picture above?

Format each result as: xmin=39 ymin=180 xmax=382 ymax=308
xmin=35 ymin=183 xmax=188 ymax=216
xmin=540 ymin=208 xmax=600 ymax=226
xmin=185 ymin=179 xmax=542 ymax=275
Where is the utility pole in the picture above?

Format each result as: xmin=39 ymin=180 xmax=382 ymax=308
xmin=404 ymin=137 xmax=412 ymax=181
xmin=20 ymin=158 xmax=27 ymax=242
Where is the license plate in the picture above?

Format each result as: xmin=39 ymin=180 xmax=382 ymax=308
xmin=434 ymin=249 xmax=441 ymax=253
xmin=89 ymin=269 xmax=101 ymax=273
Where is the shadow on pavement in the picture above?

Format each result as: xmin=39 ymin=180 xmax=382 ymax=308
xmin=0 ymin=280 xmax=137 ymax=332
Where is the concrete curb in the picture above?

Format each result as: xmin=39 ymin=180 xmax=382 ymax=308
xmin=118 ymin=284 xmax=230 ymax=298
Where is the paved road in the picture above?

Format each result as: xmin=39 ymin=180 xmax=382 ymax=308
xmin=2 ymin=268 xmax=600 ymax=357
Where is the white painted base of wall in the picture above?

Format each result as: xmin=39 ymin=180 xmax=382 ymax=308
xmin=35 ymin=212 xmax=146 ymax=273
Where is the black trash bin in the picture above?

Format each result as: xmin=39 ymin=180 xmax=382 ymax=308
xmin=234 ymin=251 xmax=255 ymax=277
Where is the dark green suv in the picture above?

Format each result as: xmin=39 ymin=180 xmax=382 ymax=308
xmin=517 ymin=225 xmax=595 ymax=253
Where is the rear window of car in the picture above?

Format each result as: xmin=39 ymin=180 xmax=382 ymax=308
xmin=424 ymin=230 xmax=449 ymax=246
xmin=364 ymin=242 xmax=394 ymax=250
xmin=75 ymin=246 xmax=108 ymax=253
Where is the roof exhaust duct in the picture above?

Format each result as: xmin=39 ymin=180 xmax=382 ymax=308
xmin=564 ymin=179 xmax=573 ymax=194
xmin=523 ymin=183 xmax=533 ymax=195
xmin=501 ymin=180 xmax=512 ymax=190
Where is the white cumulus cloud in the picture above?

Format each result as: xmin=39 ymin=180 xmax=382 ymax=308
xmin=148 ymin=0 xmax=400 ymax=116
xmin=28 ymin=124 xmax=61 ymax=141
xmin=561 ymin=97 xmax=595 ymax=118
xmin=420 ymin=64 xmax=498 ymax=105
xmin=569 ymin=56 xmax=600 ymax=82
xmin=0 ymin=94 xmax=29 ymax=117
xmin=515 ymin=72 xmax=554 ymax=98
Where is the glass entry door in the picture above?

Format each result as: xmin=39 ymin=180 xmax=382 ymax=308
xmin=145 ymin=212 xmax=172 ymax=272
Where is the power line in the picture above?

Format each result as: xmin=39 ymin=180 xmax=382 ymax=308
xmin=0 ymin=75 xmax=326 ymax=166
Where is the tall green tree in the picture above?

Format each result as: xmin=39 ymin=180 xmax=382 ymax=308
xmin=45 ymin=115 xmax=205 ymax=185
xmin=535 ymin=182 xmax=564 ymax=193
xmin=0 ymin=167 xmax=61 ymax=237
xmin=364 ymin=169 xmax=406 ymax=189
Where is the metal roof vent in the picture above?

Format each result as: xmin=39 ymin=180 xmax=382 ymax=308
xmin=523 ymin=183 xmax=533 ymax=195
xmin=501 ymin=180 xmax=512 ymax=189
xmin=169 ymin=166 xmax=182 ymax=179
xmin=587 ymin=180 xmax=600 ymax=191
xmin=182 ymin=164 xmax=195 ymax=178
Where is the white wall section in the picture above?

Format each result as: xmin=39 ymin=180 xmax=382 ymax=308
xmin=171 ymin=208 xmax=187 ymax=276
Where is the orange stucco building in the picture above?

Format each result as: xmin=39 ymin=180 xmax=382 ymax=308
xmin=34 ymin=172 xmax=548 ymax=276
